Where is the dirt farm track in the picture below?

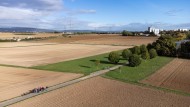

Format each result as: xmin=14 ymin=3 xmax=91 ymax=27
xmin=0 ymin=66 xmax=82 ymax=102
xmin=142 ymin=58 xmax=190 ymax=93
xmin=9 ymin=77 xmax=190 ymax=107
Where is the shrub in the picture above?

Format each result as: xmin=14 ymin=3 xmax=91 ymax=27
xmin=130 ymin=46 xmax=141 ymax=55
xmin=108 ymin=52 xmax=120 ymax=64
xmin=141 ymin=51 xmax=150 ymax=60
xmin=129 ymin=54 xmax=141 ymax=67
xmin=149 ymin=49 xmax=158 ymax=59
xmin=122 ymin=49 xmax=132 ymax=60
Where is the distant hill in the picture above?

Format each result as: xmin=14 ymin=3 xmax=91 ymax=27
xmin=0 ymin=27 xmax=121 ymax=33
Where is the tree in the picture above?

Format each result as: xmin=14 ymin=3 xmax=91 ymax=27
xmin=149 ymin=49 xmax=158 ymax=59
xmin=122 ymin=49 xmax=132 ymax=60
xmin=140 ymin=44 xmax=148 ymax=54
xmin=108 ymin=52 xmax=120 ymax=64
xmin=122 ymin=30 xmax=133 ymax=36
xmin=141 ymin=51 xmax=150 ymax=60
xmin=147 ymin=43 xmax=153 ymax=50
xmin=153 ymin=35 xmax=176 ymax=56
xmin=95 ymin=59 xmax=100 ymax=69
xmin=186 ymin=32 xmax=190 ymax=39
xmin=129 ymin=54 xmax=141 ymax=67
xmin=130 ymin=46 xmax=141 ymax=55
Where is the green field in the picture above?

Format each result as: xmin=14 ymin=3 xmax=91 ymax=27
xmin=32 ymin=52 xmax=122 ymax=75
xmin=105 ymin=56 xmax=174 ymax=82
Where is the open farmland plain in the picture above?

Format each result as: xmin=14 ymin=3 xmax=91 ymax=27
xmin=9 ymin=77 xmax=190 ymax=107
xmin=39 ymin=34 xmax=158 ymax=46
xmin=0 ymin=32 xmax=61 ymax=39
xmin=0 ymin=66 xmax=82 ymax=102
xmin=141 ymin=58 xmax=190 ymax=93
xmin=0 ymin=42 xmax=128 ymax=67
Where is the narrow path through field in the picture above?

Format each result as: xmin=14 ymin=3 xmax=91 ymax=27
xmin=0 ymin=65 xmax=122 ymax=107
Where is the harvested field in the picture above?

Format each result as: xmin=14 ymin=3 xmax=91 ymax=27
xmin=0 ymin=42 xmax=57 ymax=48
xmin=141 ymin=58 xmax=190 ymax=93
xmin=0 ymin=33 xmax=61 ymax=39
xmin=39 ymin=34 xmax=157 ymax=46
xmin=0 ymin=42 xmax=128 ymax=67
xmin=9 ymin=77 xmax=190 ymax=107
xmin=0 ymin=66 xmax=82 ymax=102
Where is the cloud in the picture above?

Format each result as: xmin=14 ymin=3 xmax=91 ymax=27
xmin=0 ymin=0 xmax=63 ymax=11
xmin=165 ymin=9 xmax=183 ymax=16
xmin=64 ymin=9 xmax=96 ymax=15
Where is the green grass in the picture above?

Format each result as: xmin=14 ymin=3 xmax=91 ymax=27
xmin=105 ymin=56 xmax=174 ymax=82
xmin=32 ymin=52 xmax=123 ymax=75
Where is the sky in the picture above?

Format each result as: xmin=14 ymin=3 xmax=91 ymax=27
xmin=0 ymin=0 xmax=189 ymax=31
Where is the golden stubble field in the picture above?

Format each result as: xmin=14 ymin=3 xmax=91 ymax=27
xmin=9 ymin=77 xmax=190 ymax=107
xmin=0 ymin=66 xmax=82 ymax=102
xmin=141 ymin=58 xmax=190 ymax=93
xmin=0 ymin=32 xmax=61 ymax=39
xmin=0 ymin=42 xmax=129 ymax=67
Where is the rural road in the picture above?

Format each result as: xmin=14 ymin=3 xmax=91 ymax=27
xmin=0 ymin=65 xmax=122 ymax=107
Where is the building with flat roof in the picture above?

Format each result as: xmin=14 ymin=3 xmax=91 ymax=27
xmin=148 ymin=27 xmax=160 ymax=36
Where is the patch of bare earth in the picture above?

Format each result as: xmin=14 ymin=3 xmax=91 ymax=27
xmin=141 ymin=58 xmax=190 ymax=93
xmin=0 ymin=43 xmax=129 ymax=67
xmin=0 ymin=66 xmax=82 ymax=102
xmin=9 ymin=77 xmax=190 ymax=107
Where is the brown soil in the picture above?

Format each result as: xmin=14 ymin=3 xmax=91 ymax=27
xmin=39 ymin=34 xmax=158 ymax=46
xmin=9 ymin=77 xmax=190 ymax=107
xmin=141 ymin=58 xmax=190 ymax=93
xmin=0 ymin=66 xmax=82 ymax=102
xmin=0 ymin=43 xmax=129 ymax=67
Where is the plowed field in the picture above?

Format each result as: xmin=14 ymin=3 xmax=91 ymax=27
xmin=142 ymin=58 xmax=190 ymax=93
xmin=39 ymin=34 xmax=157 ymax=46
xmin=9 ymin=77 xmax=190 ymax=107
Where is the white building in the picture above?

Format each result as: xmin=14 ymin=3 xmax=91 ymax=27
xmin=148 ymin=27 xmax=160 ymax=36
xmin=178 ymin=29 xmax=188 ymax=32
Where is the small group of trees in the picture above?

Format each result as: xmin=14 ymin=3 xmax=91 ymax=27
xmin=178 ymin=41 xmax=190 ymax=58
xmin=122 ymin=30 xmax=133 ymax=36
xmin=108 ymin=45 xmax=157 ymax=67
xmin=147 ymin=35 xmax=176 ymax=57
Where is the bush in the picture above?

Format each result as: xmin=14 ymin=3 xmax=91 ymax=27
xmin=129 ymin=54 xmax=141 ymax=67
xmin=130 ymin=46 xmax=141 ymax=55
xmin=141 ymin=51 xmax=150 ymax=60
xmin=149 ymin=49 xmax=158 ymax=59
xmin=108 ymin=52 xmax=120 ymax=64
xmin=122 ymin=49 xmax=132 ymax=60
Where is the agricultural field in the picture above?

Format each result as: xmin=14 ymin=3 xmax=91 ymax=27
xmin=141 ymin=58 xmax=190 ymax=93
xmin=0 ymin=42 xmax=128 ymax=67
xmin=0 ymin=32 xmax=61 ymax=39
xmin=9 ymin=77 xmax=190 ymax=107
xmin=0 ymin=66 xmax=82 ymax=102
xmin=39 ymin=34 xmax=158 ymax=46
